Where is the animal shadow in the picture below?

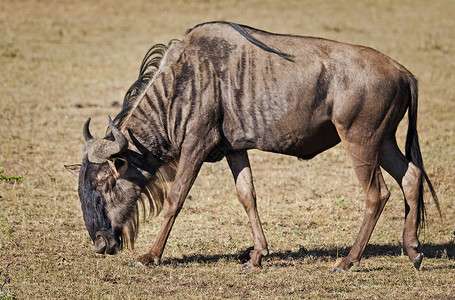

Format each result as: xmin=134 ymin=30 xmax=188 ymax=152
xmin=162 ymin=242 xmax=455 ymax=266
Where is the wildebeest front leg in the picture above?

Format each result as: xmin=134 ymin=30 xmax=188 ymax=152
xmin=226 ymin=151 xmax=268 ymax=268
xmin=137 ymin=142 xmax=205 ymax=266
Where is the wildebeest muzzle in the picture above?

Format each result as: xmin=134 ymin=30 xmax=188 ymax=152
xmin=94 ymin=230 xmax=119 ymax=255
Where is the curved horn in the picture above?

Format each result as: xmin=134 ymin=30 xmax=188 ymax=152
xmin=84 ymin=116 xmax=129 ymax=163
xmin=83 ymin=118 xmax=94 ymax=141
xmin=108 ymin=116 xmax=128 ymax=153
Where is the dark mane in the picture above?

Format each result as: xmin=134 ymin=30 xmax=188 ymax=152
xmin=187 ymin=21 xmax=295 ymax=62
xmin=113 ymin=42 xmax=175 ymax=131
xmin=227 ymin=22 xmax=295 ymax=62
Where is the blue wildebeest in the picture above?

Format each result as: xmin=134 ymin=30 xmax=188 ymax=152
xmin=66 ymin=22 xmax=439 ymax=271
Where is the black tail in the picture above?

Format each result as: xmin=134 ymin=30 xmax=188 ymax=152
xmin=405 ymin=76 xmax=441 ymax=229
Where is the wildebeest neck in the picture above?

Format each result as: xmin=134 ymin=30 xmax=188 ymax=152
xmin=113 ymin=41 xmax=185 ymax=162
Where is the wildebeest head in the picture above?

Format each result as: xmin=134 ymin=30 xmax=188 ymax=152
xmin=78 ymin=117 xmax=132 ymax=255
xmin=71 ymin=117 xmax=174 ymax=255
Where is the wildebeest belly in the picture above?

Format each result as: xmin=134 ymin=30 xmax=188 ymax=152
xmin=222 ymin=110 xmax=340 ymax=159
xmin=269 ymin=120 xmax=341 ymax=159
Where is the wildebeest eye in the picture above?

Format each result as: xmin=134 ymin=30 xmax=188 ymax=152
xmin=112 ymin=158 xmax=128 ymax=178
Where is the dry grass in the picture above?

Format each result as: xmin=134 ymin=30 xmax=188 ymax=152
xmin=0 ymin=0 xmax=454 ymax=299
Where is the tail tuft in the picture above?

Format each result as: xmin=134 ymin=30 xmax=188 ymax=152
xmin=405 ymin=76 xmax=441 ymax=230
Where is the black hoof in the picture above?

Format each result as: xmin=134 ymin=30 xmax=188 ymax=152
xmin=413 ymin=253 xmax=424 ymax=270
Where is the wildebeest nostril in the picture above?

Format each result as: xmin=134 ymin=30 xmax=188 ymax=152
xmin=94 ymin=233 xmax=108 ymax=254
xmin=94 ymin=230 xmax=119 ymax=255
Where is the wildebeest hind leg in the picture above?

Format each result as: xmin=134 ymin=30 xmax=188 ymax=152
xmin=227 ymin=151 xmax=268 ymax=268
xmin=379 ymin=138 xmax=423 ymax=269
xmin=334 ymin=143 xmax=390 ymax=272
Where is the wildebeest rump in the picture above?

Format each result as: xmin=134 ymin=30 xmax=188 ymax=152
xmin=67 ymin=22 xmax=439 ymax=271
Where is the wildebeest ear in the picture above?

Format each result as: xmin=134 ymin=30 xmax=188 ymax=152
xmin=109 ymin=158 xmax=128 ymax=178
xmin=64 ymin=164 xmax=81 ymax=176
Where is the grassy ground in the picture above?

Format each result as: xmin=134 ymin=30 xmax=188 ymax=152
xmin=1 ymin=0 xmax=454 ymax=299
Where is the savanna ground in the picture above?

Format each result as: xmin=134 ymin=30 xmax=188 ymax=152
xmin=0 ymin=0 xmax=454 ymax=298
